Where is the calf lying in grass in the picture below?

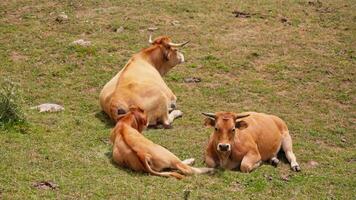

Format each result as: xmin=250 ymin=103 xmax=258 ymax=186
xmin=110 ymin=106 xmax=214 ymax=179
xmin=203 ymin=111 xmax=301 ymax=172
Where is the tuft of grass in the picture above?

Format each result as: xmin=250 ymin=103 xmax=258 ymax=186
xmin=0 ymin=80 xmax=26 ymax=127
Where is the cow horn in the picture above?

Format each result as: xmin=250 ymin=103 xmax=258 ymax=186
xmin=168 ymin=40 xmax=190 ymax=47
xmin=148 ymin=34 xmax=153 ymax=44
xmin=202 ymin=112 xmax=216 ymax=119
xmin=235 ymin=113 xmax=250 ymax=119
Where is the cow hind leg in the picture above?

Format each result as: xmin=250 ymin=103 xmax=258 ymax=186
xmin=137 ymin=152 xmax=185 ymax=179
xmin=174 ymin=162 xmax=214 ymax=175
xmin=182 ymin=158 xmax=195 ymax=166
xmin=282 ymin=133 xmax=301 ymax=172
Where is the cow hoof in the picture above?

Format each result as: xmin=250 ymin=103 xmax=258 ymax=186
xmin=182 ymin=158 xmax=195 ymax=165
xmin=208 ymin=168 xmax=216 ymax=174
xmin=170 ymin=102 xmax=176 ymax=110
xmin=163 ymin=124 xmax=173 ymax=129
xmin=292 ymin=165 xmax=301 ymax=172
xmin=148 ymin=124 xmax=161 ymax=129
xmin=204 ymin=168 xmax=216 ymax=174
xmin=271 ymin=157 xmax=280 ymax=167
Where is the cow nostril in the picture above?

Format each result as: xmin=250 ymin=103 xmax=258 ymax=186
xmin=218 ymin=144 xmax=230 ymax=151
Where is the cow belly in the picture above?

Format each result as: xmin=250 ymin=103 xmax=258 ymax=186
xmin=249 ymin=116 xmax=283 ymax=161
xmin=257 ymin=135 xmax=282 ymax=161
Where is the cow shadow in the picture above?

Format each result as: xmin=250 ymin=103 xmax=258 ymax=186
xmin=95 ymin=110 xmax=171 ymax=130
xmin=277 ymin=150 xmax=290 ymax=164
xmin=95 ymin=111 xmax=115 ymax=128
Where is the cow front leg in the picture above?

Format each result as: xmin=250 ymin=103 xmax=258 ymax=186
xmin=270 ymin=157 xmax=280 ymax=167
xmin=205 ymin=154 xmax=218 ymax=168
xmin=181 ymin=158 xmax=195 ymax=166
xmin=240 ymin=151 xmax=262 ymax=173
xmin=161 ymin=110 xmax=183 ymax=129
xmin=168 ymin=110 xmax=183 ymax=123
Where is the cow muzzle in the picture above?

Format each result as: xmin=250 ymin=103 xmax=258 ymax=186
xmin=217 ymin=143 xmax=231 ymax=152
xmin=177 ymin=52 xmax=185 ymax=63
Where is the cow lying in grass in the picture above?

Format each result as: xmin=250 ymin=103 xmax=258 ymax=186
xmin=202 ymin=111 xmax=301 ymax=172
xmin=110 ymin=106 xmax=214 ymax=179
xmin=100 ymin=35 xmax=189 ymax=128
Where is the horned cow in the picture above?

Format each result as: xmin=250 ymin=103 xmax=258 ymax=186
xmin=99 ymin=35 xmax=189 ymax=128
xmin=202 ymin=111 xmax=301 ymax=172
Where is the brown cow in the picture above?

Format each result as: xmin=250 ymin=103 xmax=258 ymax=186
xmin=202 ymin=111 xmax=301 ymax=172
xmin=100 ymin=35 xmax=189 ymax=128
xmin=110 ymin=106 xmax=214 ymax=179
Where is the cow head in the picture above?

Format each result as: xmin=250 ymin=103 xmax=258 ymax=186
xmin=144 ymin=35 xmax=189 ymax=75
xmin=129 ymin=106 xmax=148 ymax=133
xmin=118 ymin=106 xmax=148 ymax=133
xmin=202 ymin=112 xmax=250 ymax=154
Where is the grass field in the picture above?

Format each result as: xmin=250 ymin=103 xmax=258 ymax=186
xmin=0 ymin=0 xmax=355 ymax=199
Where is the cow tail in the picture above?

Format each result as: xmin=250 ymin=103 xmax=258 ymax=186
xmin=141 ymin=156 xmax=185 ymax=180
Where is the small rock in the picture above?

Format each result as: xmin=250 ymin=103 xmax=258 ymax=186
xmin=33 ymin=181 xmax=58 ymax=190
xmin=307 ymin=160 xmax=319 ymax=168
xmin=184 ymin=77 xmax=202 ymax=83
xmin=281 ymin=175 xmax=290 ymax=181
xmin=183 ymin=189 xmax=191 ymax=200
xmin=171 ymin=20 xmax=180 ymax=26
xmin=308 ymin=0 xmax=322 ymax=7
xmin=230 ymin=181 xmax=244 ymax=192
xmin=232 ymin=10 xmax=251 ymax=18
xmin=341 ymin=138 xmax=346 ymax=143
xmin=148 ymin=27 xmax=158 ymax=31
xmin=71 ymin=39 xmax=91 ymax=46
xmin=280 ymin=17 xmax=291 ymax=25
xmin=115 ymin=26 xmax=124 ymax=33
xmin=31 ymin=103 xmax=64 ymax=113
xmin=100 ymin=138 xmax=110 ymax=145
xmin=10 ymin=51 xmax=27 ymax=62
xmin=55 ymin=12 xmax=68 ymax=23
xmin=263 ymin=174 xmax=273 ymax=181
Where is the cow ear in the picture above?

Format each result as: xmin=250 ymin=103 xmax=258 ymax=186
xmin=235 ymin=120 xmax=248 ymax=130
xmin=116 ymin=114 xmax=125 ymax=121
xmin=204 ymin=117 xmax=215 ymax=127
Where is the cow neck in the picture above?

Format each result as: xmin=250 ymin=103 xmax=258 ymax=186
xmin=119 ymin=114 xmax=139 ymax=132
xmin=141 ymin=46 xmax=170 ymax=76
xmin=217 ymin=151 xmax=231 ymax=168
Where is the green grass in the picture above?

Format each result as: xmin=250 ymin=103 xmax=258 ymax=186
xmin=0 ymin=79 xmax=26 ymax=128
xmin=0 ymin=0 xmax=355 ymax=199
